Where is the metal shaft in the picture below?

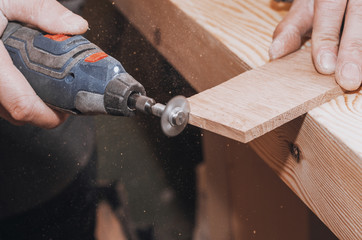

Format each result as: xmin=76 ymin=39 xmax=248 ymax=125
xmin=127 ymin=93 xmax=190 ymax=136
xmin=151 ymin=103 xmax=166 ymax=118
xmin=128 ymin=93 xmax=168 ymax=119
xmin=128 ymin=93 xmax=156 ymax=115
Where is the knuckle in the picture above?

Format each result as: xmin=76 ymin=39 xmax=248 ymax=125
xmin=9 ymin=95 xmax=37 ymax=122
xmin=341 ymin=40 xmax=362 ymax=55
xmin=313 ymin=29 xmax=341 ymax=46
xmin=317 ymin=0 xmax=345 ymax=8
xmin=277 ymin=23 xmax=302 ymax=39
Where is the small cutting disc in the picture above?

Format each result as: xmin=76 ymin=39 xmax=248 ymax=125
xmin=161 ymin=96 xmax=190 ymax=137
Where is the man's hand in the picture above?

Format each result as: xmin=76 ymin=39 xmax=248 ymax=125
xmin=269 ymin=0 xmax=361 ymax=91
xmin=0 ymin=0 xmax=88 ymax=128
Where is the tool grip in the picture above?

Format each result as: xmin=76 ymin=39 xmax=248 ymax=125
xmin=1 ymin=22 xmax=145 ymax=116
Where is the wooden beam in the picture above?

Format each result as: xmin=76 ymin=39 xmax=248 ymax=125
xmin=250 ymin=101 xmax=362 ymax=239
xmin=112 ymin=0 xmax=251 ymax=91
xmin=113 ymin=0 xmax=362 ymax=239
xmin=169 ymin=0 xmax=290 ymax=68
xmin=113 ymin=0 xmax=290 ymax=92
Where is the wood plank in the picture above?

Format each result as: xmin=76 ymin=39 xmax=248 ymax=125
xmin=188 ymin=47 xmax=344 ymax=143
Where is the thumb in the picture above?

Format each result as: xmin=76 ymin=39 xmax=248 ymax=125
xmin=0 ymin=0 xmax=88 ymax=34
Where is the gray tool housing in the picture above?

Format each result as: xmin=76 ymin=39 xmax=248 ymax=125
xmin=2 ymin=22 xmax=145 ymax=117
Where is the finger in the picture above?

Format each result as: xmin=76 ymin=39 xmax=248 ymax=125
xmin=0 ymin=7 xmax=7 ymax=35
xmin=0 ymin=0 xmax=88 ymax=35
xmin=269 ymin=0 xmax=314 ymax=60
xmin=0 ymin=42 xmax=67 ymax=128
xmin=335 ymin=0 xmax=362 ymax=91
xmin=312 ymin=0 xmax=347 ymax=74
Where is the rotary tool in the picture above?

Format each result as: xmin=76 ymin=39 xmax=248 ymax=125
xmin=1 ymin=22 xmax=190 ymax=137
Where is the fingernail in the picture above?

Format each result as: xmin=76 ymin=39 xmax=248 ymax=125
xmin=317 ymin=51 xmax=336 ymax=74
xmin=269 ymin=39 xmax=283 ymax=60
xmin=338 ymin=62 xmax=361 ymax=91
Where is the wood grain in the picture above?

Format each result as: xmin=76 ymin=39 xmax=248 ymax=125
xmin=308 ymin=91 xmax=362 ymax=157
xmin=189 ymin=47 xmax=344 ymax=143
xmin=250 ymin=90 xmax=362 ymax=239
xmin=171 ymin=0 xmax=288 ymax=67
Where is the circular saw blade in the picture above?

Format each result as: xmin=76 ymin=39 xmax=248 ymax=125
xmin=161 ymin=96 xmax=190 ymax=137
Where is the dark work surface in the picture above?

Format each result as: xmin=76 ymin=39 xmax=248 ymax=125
xmin=0 ymin=155 xmax=97 ymax=240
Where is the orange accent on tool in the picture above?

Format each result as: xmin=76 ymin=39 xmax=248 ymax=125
xmin=84 ymin=52 xmax=109 ymax=63
xmin=44 ymin=34 xmax=71 ymax=41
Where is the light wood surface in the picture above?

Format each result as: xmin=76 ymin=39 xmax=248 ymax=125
xmin=113 ymin=0 xmax=362 ymax=239
xmin=188 ymin=47 xmax=344 ymax=143
xmin=170 ymin=0 xmax=289 ymax=68
xmin=250 ymin=95 xmax=362 ymax=239
xmin=308 ymin=92 xmax=362 ymax=157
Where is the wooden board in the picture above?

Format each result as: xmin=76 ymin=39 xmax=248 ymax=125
xmin=189 ymin=47 xmax=344 ymax=143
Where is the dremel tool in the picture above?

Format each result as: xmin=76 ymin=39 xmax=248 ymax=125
xmin=1 ymin=22 xmax=190 ymax=137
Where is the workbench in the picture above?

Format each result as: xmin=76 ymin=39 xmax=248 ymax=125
xmin=112 ymin=0 xmax=362 ymax=239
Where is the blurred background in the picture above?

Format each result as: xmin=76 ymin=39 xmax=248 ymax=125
xmin=82 ymin=0 xmax=203 ymax=239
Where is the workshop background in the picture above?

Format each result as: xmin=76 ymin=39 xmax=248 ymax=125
xmin=83 ymin=0 xmax=202 ymax=239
